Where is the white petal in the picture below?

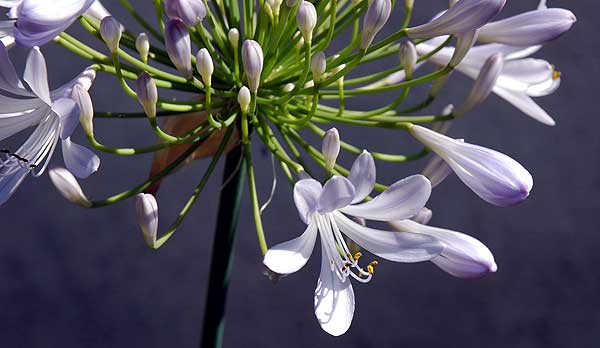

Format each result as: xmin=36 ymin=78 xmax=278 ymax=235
xmin=333 ymin=212 xmax=444 ymax=262
xmin=294 ymin=178 xmax=322 ymax=224
xmin=317 ymin=175 xmax=355 ymax=213
xmin=492 ymin=86 xmax=555 ymax=126
xmin=0 ymin=107 xmax=49 ymax=142
xmin=52 ymin=97 xmax=79 ymax=139
xmin=348 ymin=150 xmax=376 ymax=203
xmin=340 ymin=174 xmax=431 ymax=221
xmin=314 ymin=243 xmax=354 ymax=337
xmin=391 ymin=220 xmax=497 ymax=278
xmin=0 ymin=41 xmax=27 ymax=94
xmin=263 ymin=220 xmax=318 ymax=275
xmin=61 ymin=138 xmax=100 ymax=178
xmin=0 ymin=167 xmax=29 ymax=206
xmin=23 ymin=47 xmax=51 ymax=105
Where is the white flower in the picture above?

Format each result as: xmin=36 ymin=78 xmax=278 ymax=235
xmin=410 ymin=125 xmax=533 ymax=207
xmin=390 ymin=219 xmax=497 ymax=279
xmin=14 ymin=0 xmax=95 ymax=47
xmin=417 ymin=37 xmax=561 ymax=125
xmin=48 ymin=167 xmax=91 ymax=207
xmin=0 ymin=43 xmax=98 ymax=205
xmin=263 ymin=150 xmax=444 ymax=336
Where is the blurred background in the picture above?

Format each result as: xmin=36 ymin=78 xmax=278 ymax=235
xmin=0 ymin=0 xmax=597 ymax=347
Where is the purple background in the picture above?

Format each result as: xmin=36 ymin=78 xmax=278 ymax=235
xmin=0 ymin=1 xmax=597 ymax=347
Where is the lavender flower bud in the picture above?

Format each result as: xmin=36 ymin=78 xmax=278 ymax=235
xmin=135 ymin=193 xmax=158 ymax=248
xmin=479 ymin=8 xmax=576 ymax=46
xmin=322 ymin=128 xmax=340 ymax=172
xmin=164 ymin=0 xmax=207 ymax=26
xmin=296 ymin=1 xmax=317 ymax=43
xmin=390 ymin=219 xmax=497 ymax=279
xmin=165 ymin=18 xmax=193 ymax=80
xmin=242 ymin=40 xmax=264 ymax=93
xmin=399 ymin=41 xmax=417 ymax=79
xmin=228 ymin=28 xmax=240 ymax=49
xmin=71 ymin=84 xmax=94 ymax=136
xmin=311 ymin=51 xmax=326 ymax=83
xmin=136 ymin=33 xmax=150 ymax=64
xmin=48 ymin=168 xmax=92 ymax=207
xmin=409 ymin=125 xmax=533 ymax=207
xmin=406 ymin=0 xmax=506 ymax=39
xmin=454 ymin=53 xmax=503 ymax=117
xmin=360 ymin=0 xmax=392 ymax=50
xmin=238 ymin=86 xmax=251 ymax=113
xmin=448 ymin=29 xmax=479 ymax=67
xmin=100 ymin=16 xmax=122 ymax=54
xmin=136 ymin=73 xmax=158 ymax=119
xmin=196 ymin=48 xmax=214 ymax=86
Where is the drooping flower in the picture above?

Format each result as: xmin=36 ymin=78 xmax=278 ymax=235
xmin=390 ymin=219 xmax=497 ymax=279
xmin=417 ymin=37 xmax=561 ymax=125
xmin=263 ymin=150 xmax=444 ymax=335
xmin=409 ymin=125 xmax=533 ymax=207
xmin=48 ymin=167 xmax=92 ymax=207
xmin=14 ymin=0 xmax=95 ymax=47
xmin=406 ymin=0 xmax=506 ymax=39
xmin=0 ymin=43 xmax=98 ymax=205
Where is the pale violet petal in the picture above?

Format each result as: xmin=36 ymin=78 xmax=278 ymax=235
xmin=294 ymin=178 xmax=322 ymax=224
xmin=23 ymin=47 xmax=51 ymax=105
xmin=492 ymin=86 xmax=555 ymax=126
xmin=333 ymin=212 xmax=444 ymax=262
xmin=390 ymin=220 xmax=497 ymax=278
xmin=263 ymin=220 xmax=318 ymax=275
xmin=317 ymin=176 xmax=355 ymax=213
xmin=0 ymin=41 xmax=27 ymax=94
xmin=314 ymin=243 xmax=355 ymax=337
xmin=0 ymin=167 xmax=29 ymax=206
xmin=52 ymin=97 xmax=79 ymax=139
xmin=61 ymin=138 xmax=100 ymax=178
xmin=347 ymin=150 xmax=375 ymax=203
xmin=340 ymin=174 xmax=431 ymax=221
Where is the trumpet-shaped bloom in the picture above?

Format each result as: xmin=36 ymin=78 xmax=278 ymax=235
xmin=417 ymin=38 xmax=561 ymax=125
xmin=0 ymin=43 xmax=98 ymax=205
xmin=390 ymin=219 xmax=497 ymax=279
xmin=14 ymin=0 xmax=95 ymax=47
xmin=263 ymin=151 xmax=444 ymax=336
xmin=478 ymin=8 xmax=576 ymax=46
xmin=410 ymin=125 xmax=533 ymax=207
xmin=406 ymin=0 xmax=505 ymax=39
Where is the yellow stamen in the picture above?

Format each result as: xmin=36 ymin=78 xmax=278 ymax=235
xmin=553 ymin=70 xmax=561 ymax=80
xmin=367 ymin=260 xmax=379 ymax=275
xmin=353 ymin=252 xmax=362 ymax=260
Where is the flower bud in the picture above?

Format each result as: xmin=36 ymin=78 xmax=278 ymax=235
xmin=48 ymin=168 xmax=92 ymax=207
xmin=136 ymin=32 xmax=150 ymax=64
xmin=71 ymin=84 xmax=94 ymax=136
xmin=405 ymin=0 xmax=414 ymax=9
xmin=322 ymin=128 xmax=340 ymax=172
xmin=454 ymin=53 xmax=503 ymax=117
xmin=311 ymin=51 xmax=326 ymax=83
xmin=296 ymin=1 xmax=317 ymax=43
xmin=409 ymin=125 xmax=533 ymax=207
xmin=228 ymin=28 xmax=240 ymax=49
xmin=165 ymin=18 xmax=193 ymax=80
xmin=399 ymin=41 xmax=417 ymax=79
xmin=406 ymin=0 xmax=506 ymax=39
xmin=100 ymin=16 xmax=122 ymax=54
xmin=267 ymin=0 xmax=283 ymax=16
xmin=135 ymin=193 xmax=158 ymax=248
xmin=390 ymin=219 xmax=497 ymax=279
xmin=136 ymin=72 xmax=158 ymax=119
xmin=283 ymin=83 xmax=295 ymax=92
xmin=360 ymin=0 xmax=392 ymax=50
xmin=164 ymin=0 xmax=207 ymax=26
xmin=238 ymin=86 xmax=251 ymax=113
xmin=479 ymin=8 xmax=576 ymax=46
xmin=448 ymin=29 xmax=479 ymax=68
xmin=242 ymin=40 xmax=264 ymax=93
xmin=411 ymin=207 xmax=433 ymax=225
xmin=196 ymin=48 xmax=214 ymax=86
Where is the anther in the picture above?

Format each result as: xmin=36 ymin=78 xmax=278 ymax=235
xmin=553 ymin=70 xmax=562 ymax=80
xmin=367 ymin=260 xmax=379 ymax=275
xmin=353 ymin=252 xmax=362 ymax=260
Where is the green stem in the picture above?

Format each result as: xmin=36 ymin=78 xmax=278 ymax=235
xmin=200 ymin=145 xmax=245 ymax=348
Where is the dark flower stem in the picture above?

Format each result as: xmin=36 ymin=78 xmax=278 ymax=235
xmin=200 ymin=145 xmax=245 ymax=348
